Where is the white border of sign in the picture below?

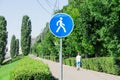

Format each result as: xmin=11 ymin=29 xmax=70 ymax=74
xmin=49 ymin=13 xmax=74 ymax=38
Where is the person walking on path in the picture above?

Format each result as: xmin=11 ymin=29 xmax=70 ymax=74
xmin=76 ymin=53 xmax=81 ymax=70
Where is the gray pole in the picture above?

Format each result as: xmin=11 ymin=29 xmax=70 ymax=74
xmin=57 ymin=0 xmax=63 ymax=80
xmin=60 ymin=38 xmax=63 ymax=80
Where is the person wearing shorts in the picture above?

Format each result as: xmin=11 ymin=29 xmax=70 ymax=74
xmin=76 ymin=53 xmax=81 ymax=70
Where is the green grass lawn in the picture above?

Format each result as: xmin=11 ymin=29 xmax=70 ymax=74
xmin=0 ymin=58 xmax=21 ymax=80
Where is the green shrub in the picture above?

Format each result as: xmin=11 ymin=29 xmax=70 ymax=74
xmin=43 ymin=56 xmax=50 ymax=60
xmin=114 ymin=57 xmax=120 ymax=75
xmin=82 ymin=57 xmax=119 ymax=75
xmin=50 ymin=56 xmax=57 ymax=62
xmin=64 ymin=58 xmax=75 ymax=66
xmin=64 ymin=57 xmax=120 ymax=75
xmin=10 ymin=57 xmax=55 ymax=80
xmin=43 ymin=56 xmax=58 ymax=62
xmin=64 ymin=58 xmax=71 ymax=66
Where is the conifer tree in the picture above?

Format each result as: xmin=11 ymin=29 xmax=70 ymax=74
xmin=21 ymin=15 xmax=32 ymax=55
xmin=0 ymin=16 xmax=7 ymax=65
xmin=10 ymin=35 xmax=16 ymax=58
xmin=16 ymin=39 xmax=19 ymax=56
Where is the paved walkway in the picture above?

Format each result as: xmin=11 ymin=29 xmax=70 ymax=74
xmin=29 ymin=55 xmax=120 ymax=80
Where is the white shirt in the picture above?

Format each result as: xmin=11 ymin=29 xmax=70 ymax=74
xmin=76 ymin=55 xmax=81 ymax=62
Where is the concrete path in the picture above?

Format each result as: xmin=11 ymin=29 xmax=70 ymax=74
xmin=29 ymin=55 xmax=120 ymax=80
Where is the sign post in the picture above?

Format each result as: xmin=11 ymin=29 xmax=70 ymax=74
xmin=60 ymin=38 xmax=63 ymax=80
xmin=49 ymin=13 xmax=74 ymax=80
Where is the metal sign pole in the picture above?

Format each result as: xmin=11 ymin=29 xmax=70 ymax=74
xmin=60 ymin=38 xmax=63 ymax=80
xmin=49 ymin=13 xmax=74 ymax=80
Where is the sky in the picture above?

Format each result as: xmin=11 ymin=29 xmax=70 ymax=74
xmin=0 ymin=0 xmax=68 ymax=47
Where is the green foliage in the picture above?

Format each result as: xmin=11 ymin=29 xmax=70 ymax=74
xmin=64 ymin=57 xmax=120 ymax=75
xmin=15 ymin=39 xmax=19 ymax=56
xmin=49 ymin=56 xmax=58 ymax=61
xmin=0 ymin=57 xmax=22 ymax=80
xmin=31 ymin=23 xmax=59 ymax=58
xmin=10 ymin=35 xmax=19 ymax=58
xmin=0 ymin=16 xmax=8 ymax=65
xmin=10 ymin=57 xmax=55 ymax=80
xmin=114 ymin=57 xmax=120 ymax=74
xmin=63 ymin=57 xmax=76 ymax=66
xmin=21 ymin=15 xmax=32 ymax=56
xmin=42 ymin=56 xmax=58 ymax=62
xmin=10 ymin=35 xmax=16 ymax=58
xmin=82 ymin=57 xmax=119 ymax=75
xmin=32 ymin=0 xmax=120 ymax=60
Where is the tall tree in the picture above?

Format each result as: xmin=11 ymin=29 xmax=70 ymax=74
xmin=21 ymin=15 xmax=32 ymax=56
xmin=0 ymin=16 xmax=7 ymax=65
xmin=10 ymin=35 xmax=16 ymax=58
xmin=16 ymin=39 xmax=19 ymax=56
xmin=32 ymin=0 xmax=120 ymax=58
xmin=78 ymin=0 xmax=120 ymax=57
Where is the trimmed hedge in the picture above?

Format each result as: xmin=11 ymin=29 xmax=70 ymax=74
xmin=10 ymin=57 xmax=55 ymax=80
xmin=43 ymin=56 xmax=58 ymax=62
xmin=63 ymin=57 xmax=76 ymax=66
xmin=63 ymin=57 xmax=120 ymax=75
xmin=82 ymin=57 xmax=119 ymax=75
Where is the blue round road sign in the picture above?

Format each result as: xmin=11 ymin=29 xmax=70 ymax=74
xmin=49 ymin=13 xmax=74 ymax=38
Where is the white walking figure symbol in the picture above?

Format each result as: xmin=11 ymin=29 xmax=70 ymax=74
xmin=56 ymin=17 xmax=66 ymax=33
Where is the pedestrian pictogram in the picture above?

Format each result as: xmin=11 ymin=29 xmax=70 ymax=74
xmin=56 ymin=17 xmax=66 ymax=33
xmin=49 ymin=13 xmax=74 ymax=80
xmin=49 ymin=13 xmax=74 ymax=38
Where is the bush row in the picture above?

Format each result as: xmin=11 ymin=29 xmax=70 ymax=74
xmin=63 ymin=57 xmax=76 ymax=67
xmin=10 ymin=57 xmax=55 ymax=80
xmin=43 ymin=56 xmax=58 ymax=62
xmin=63 ymin=57 xmax=120 ymax=75
xmin=82 ymin=57 xmax=119 ymax=75
xmin=41 ymin=55 xmax=120 ymax=75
